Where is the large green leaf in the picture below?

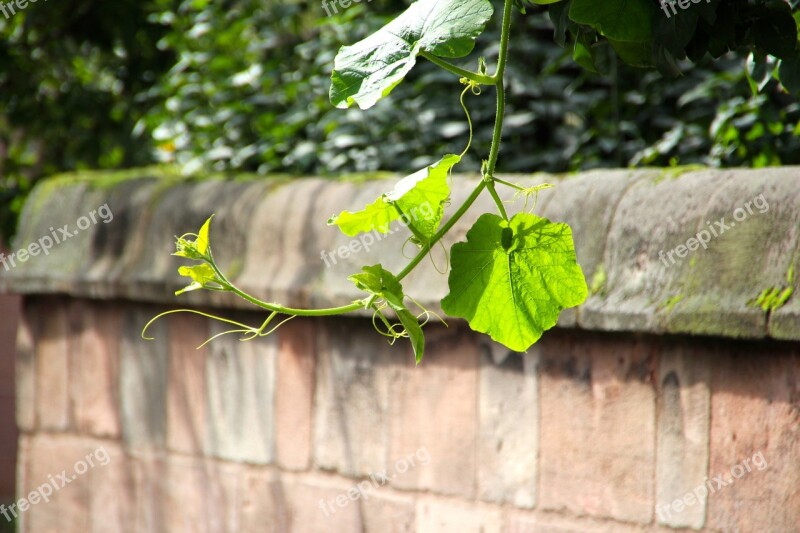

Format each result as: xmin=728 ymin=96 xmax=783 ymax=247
xmin=779 ymin=51 xmax=800 ymax=95
xmin=329 ymin=154 xmax=459 ymax=241
xmin=349 ymin=264 xmax=425 ymax=363
xmin=442 ymin=213 xmax=588 ymax=352
xmin=569 ymin=0 xmax=656 ymax=43
xmin=329 ymin=0 xmax=493 ymax=109
xmin=752 ymin=0 xmax=798 ymax=60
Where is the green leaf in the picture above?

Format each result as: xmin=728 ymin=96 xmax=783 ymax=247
xmin=441 ymin=213 xmax=588 ymax=352
xmin=752 ymin=1 xmax=798 ymax=60
xmin=174 ymin=215 xmax=215 ymax=260
xmin=328 ymin=196 xmax=399 ymax=238
xmin=779 ymin=50 xmax=800 ymax=95
xmin=329 ymin=154 xmax=459 ymax=241
xmin=349 ymin=264 xmax=406 ymax=310
xmin=396 ymin=309 xmax=426 ymax=364
xmin=196 ymin=215 xmax=213 ymax=256
xmin=349 ymin=264 xmax=425 ymax=363
xmin=176 ymin=264 xmax=218 ymax=295
xmin=608 ymin=39 xmax=653 ymax=68
xmin=569 ymin=0 xmax=656 ymax=43
xmin=745 ymin=53 xmax=777 ymax=95
xmin=548 ymin=1 xmax=575 ymax=48
xmin=573 ymin=32 xmax=598 ymax=73
xmin=329 ymin=0 xmax=493 ymax=109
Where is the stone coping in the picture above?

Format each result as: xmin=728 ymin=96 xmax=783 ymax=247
xmin=1 ymin=166 xmax=798 ymax=341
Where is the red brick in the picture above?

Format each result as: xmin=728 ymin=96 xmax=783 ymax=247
xmin=165 ymin=455 xmax=209 ymax=532
xmin=166 ymin=312 xmax=208 ymax=455
xmin=283 ymin=473 xmax=362 ymax=533
xmin=360 ymin=492 xmax=415 ymax=533
xmin=206 ymin=322 xmax=276 ymax=464
xmin=0 ymin=393 xmax=16 ymax=500
xmin=240 ymin=469 xmax=363 ymax=533
xmin=655 ymin=343 xmax=711 ymax=530
xmin=313 ymin=319 xmax=391 ymax=477
xmin=416 ymin=499 xmax=501 ymax=533
xmin=88 ymin=442 xmax=135 ymax=533
xmin=133 ymin=453 xmax=167 ymax=532
xmin=205 ymin=460 xmax=241 ymax=533
xmin=15 ymin=305 xmax=35 ymax=432
xmin=0 ymin=293 xmax=19 ymax=395
xmin=0 ymin=457 xmax=14 ymax=499
xmin=707 ymin=345 xmax=800 ymax=532
xmin=276 ymin=319 xmax=316 ymax=471
xmin=71 ymin=301 xmax=122 ymax=438
xmin=24 ymin=434 xmax=92 ymax=533
xmin=163 ymin=457 xmax=242 ymax=533
xmin=15 ymin=434 xmax=30 ymax=533
xmin=479 ymin=348 xmax=538 ymax=508
xmin=120 ymin=308 xmax=168 ymax=450
xmin=503 ymin=510 xmax=650 ymax=533
xmin=239 ymin=467 xmax=287 ymax=532
xmin=538 ymin=332 xmax=656 ymax=524
xmin=34 ymin=299 xmax=71 ymax=431
xmin=389 ymin=326 xmax=479 ymax=498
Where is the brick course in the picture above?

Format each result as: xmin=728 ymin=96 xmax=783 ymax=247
xmin=7 ymin=299 xmax=800 ymax=532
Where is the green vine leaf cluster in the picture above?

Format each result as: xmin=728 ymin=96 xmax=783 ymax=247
xmin=146 ymin=0 xmax=799 ymax=363
xmin=328 ymin=154 xmax=459 ymax=243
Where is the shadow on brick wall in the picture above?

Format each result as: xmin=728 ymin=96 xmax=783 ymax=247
xmin=0 ymin=241 xmax=20 ymax=505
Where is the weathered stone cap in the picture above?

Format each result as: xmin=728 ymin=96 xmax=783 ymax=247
xmin=1 ymin=166 xmax=798 ymax=341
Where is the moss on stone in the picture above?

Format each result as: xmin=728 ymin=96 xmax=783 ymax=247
xmin=660 ymin=294 xmax=685 ymax=313
xmin=652 ymin=164 xmax=707 ymax=184
xmin=590 ymin=263 xmax=607 ymax=297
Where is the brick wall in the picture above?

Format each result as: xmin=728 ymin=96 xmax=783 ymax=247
xmin=0 ymin=239 xmax=19 ymax=504
xmin=2 ymin=168 xmax=800 ymax=532
xmin=8 ymin=296 xmax=799 ymax=532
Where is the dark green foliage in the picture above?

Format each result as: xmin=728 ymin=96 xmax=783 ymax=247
xmin=1 ymin=0 xmax=799 ymax=241
xmin=140 ymin=0 xmax=800 ymax=176
xmin=0 ymin=0 xmax=174 ymax=240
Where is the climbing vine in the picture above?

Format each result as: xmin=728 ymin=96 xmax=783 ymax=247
xmin=144 ymin=0 xmax=799 ymax=362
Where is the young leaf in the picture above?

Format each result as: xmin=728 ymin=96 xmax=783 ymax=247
xmin=196 ymin=215 xmax=213 ymax=256
xmin=441 ymin=213 xmax=588 ymax=352
xmin=174 ymin=215 xmax=215 ymax=260
xmin=349 ymin=264 xmax=406 ymax=310
xmin=349 ymin=264 xmax=425 ymax=363
xmin=329 ymin=0 xmax=493 ymax=109
xmin=329 ymin=154 xmax=459 ymax=241
xmin=176 ymin=264 xmax=218 ymax=295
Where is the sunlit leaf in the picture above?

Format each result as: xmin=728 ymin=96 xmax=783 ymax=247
xmin=330 ymin=0 xmax=493 ymax=109
xmin=442 ymin=213 xmax=588 ymax=352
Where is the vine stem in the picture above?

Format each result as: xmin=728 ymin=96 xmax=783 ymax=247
xmin=173 ymin=0 xmax=516 ymax=318
xmin=398 ymin=0 xmax=516 ymax=278
xmin=484 ymin=0 xmax=514 ymax=220
xmin=208 ymin=256 xmax=367 ymax=316
xmin=396 ymin=179 xmax=486 ymax=281
xmin=420 ymin=52 xmax=495 ymax=85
